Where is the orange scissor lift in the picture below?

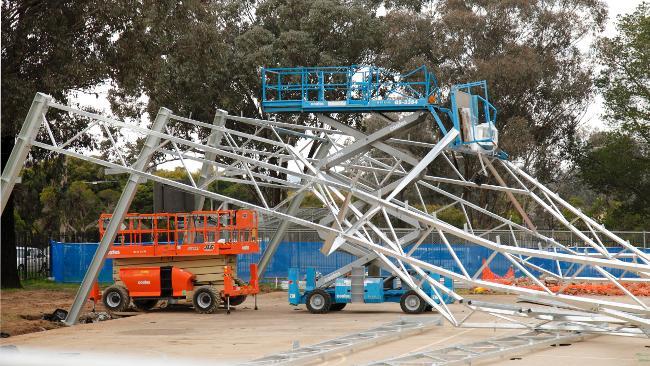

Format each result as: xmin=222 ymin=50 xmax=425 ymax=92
xmin=93 ymin=210 xmax=260 ymax=314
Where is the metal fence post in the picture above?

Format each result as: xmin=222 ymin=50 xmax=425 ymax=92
xmin=64 ymin=108 xmax=171 ymax=325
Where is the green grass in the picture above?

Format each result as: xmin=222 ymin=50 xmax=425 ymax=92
xmin=2 ymin=279 xmax=111 ymax=292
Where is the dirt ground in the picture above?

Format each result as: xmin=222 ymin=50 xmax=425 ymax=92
xmin=1 ymin=291 xmax=649 ymax=365
xmin=0 ymin=285 xmax=104 ymax=337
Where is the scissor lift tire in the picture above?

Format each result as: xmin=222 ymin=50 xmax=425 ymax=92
xmin=102 ymin=285 xmax=131 ymax=312
xmin=193 ymin=286 xmax=220 ymax=314
xmin=223 ymin=278 xmax=247 ymax=306
xmin=400 ymin=290 xmax=425 ymax=314
xmin=306 ymin=289 xmax=332 ymax=314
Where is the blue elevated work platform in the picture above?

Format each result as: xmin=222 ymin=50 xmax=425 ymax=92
xmin=261 ymin=65 xmax=502 ymax=155
xmin=261 ymin=65 xmax=441 ymax=113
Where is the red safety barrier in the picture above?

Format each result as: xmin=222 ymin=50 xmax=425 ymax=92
xmin=479 ymin=257 xmax=650 ymax=296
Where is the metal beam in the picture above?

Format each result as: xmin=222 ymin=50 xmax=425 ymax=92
xmin=195 ymin=109 xmax=227 ymax=210
xmin=1 ymin=93 xmax=51 ymax=213
xmin=64 ymin=108 xmax=171 ymax=325
xmin=320 ymin=112 xmax=424 ymax=169
xmin=257 ymin=140 xmax=331 ymax=276
xmin=316 ymin=114 xmax=420 ymax=166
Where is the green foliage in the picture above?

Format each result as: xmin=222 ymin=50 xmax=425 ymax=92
xmin=576 ymin=132 xmax=649 ymax=230
xmin=221 ymin=183 xmax=257 ymax=203
xmin=34 ymin=157 xmax=121 ymax=240
xmin=378 ymin=0 xmax=607 ymax=178
xmin=300 ymin=192 xmax=325 ymax=208
xmin=574 ymin=2 xmax=650 ymax=230
xmin=503 ymin=209 xmax=523 ymax=226
xmin=2 ymin=278 xmax=105 ymax=292
xmin=596 ymin=2 xmax=650 ymax=144
xmin=2 ymin=0 xmax=646 ymax=245
xmin=1 ymin=1 xmax=132 ymax=138
xmin=414 ymin=204 xmax=466 ymax=228
xmin=108 ymin=0 xmax=383 ymax=128
xmin=437 ymin=206 xmax=466 ymax=229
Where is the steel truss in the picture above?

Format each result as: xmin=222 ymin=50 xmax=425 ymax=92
xmin=243 ymin=316 xmax=443 ymax=366
xmin=1 ymin=93 xmax=649 ymax=334
xmin=367 ymin=330 xmax=588 ymax=365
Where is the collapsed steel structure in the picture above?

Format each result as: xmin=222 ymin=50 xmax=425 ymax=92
xmin=1 ymin=66 xmax=649 ymax=337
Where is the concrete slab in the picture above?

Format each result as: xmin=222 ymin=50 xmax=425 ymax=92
xmin=0 ymin=292 xmax=648 ymax=365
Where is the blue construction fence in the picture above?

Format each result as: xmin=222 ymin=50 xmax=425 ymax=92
xmin=50 ymin=240 xmax=114 ymax=283
xmin=51 ymin=240 xmax=649 ymax=283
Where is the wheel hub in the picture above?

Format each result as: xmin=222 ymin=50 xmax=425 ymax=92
xmin=406 ymin=295 xmax=420 ymax=310
xmin=198 ymin=292 xmax=212 ymax=308
xmin=107 ymin=292 xmax=121 ymax=308
xmin=311 ymin=294 xmax=324 ymax=309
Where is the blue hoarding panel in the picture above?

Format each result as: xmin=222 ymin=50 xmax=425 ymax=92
xmin=50 ymin=241 xmax=113 ymax=283
xmin=51 ymin=240 xmax=648 ymax=284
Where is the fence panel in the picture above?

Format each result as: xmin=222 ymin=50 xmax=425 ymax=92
xmin=50 ymin=241 xmax=113 ymax=283
xmin=49 ymin=230 xmax=649 ymax=284
xmin=15 ymin=232 xmax=51 ymax=280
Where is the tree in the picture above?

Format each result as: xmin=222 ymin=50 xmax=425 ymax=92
xmin=576 ymin=132 xmax=649 ymax=229
xmin=1 ymin=1 xmax=131 ymax=287
xmin=596 ymin=2 xmax=650 ymax=144
xmin=369 ymin=0 xmax=608 ymax=229
xmin=574 ymin=3 xmax=650 ymax=230
xmin=377 ymin=0 xmax=607 ymax=179
xmin=107 ymin=0 xmax=385 ymax=205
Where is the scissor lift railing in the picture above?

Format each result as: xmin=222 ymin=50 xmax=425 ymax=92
xmin=261 ymin=65 xmax=441 ymax=113
xmin=100 ymin=210 xmax=259 ymax=258
xmin=261 ymin=65 xmax=500 ymax=154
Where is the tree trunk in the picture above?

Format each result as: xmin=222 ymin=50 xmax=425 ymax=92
xmin=1 ymin=135 xmax=22 ymax=288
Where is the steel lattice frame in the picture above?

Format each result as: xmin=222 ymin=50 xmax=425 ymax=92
xmin=1 ymin=93 xmax=649 ymax=336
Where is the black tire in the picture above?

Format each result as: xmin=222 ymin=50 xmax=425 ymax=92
xmin=425 ymin=304 xmax=434 ymax=312
xmin=225 ymin=295 xmax=247 ymax=307
xmin=102 ymin=285 xmax=131 ymax=312
xmin=400 ymin=290 xmax=425 ymax=314
xmin=329 ymin=302 xmax=346 ymax=311
xmin=193 ymin=286 xmax=219 ymax=314
xmin=133 ymin=299 xmax=158 ymax=311
xmin=306 ymin=289 xmax=331 ymax=314
xmin=223 ymin=278 xmax=247 ymax=306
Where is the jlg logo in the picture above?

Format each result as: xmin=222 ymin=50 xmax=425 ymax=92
xmin=137 ymin=280 xmax=151 ymax=285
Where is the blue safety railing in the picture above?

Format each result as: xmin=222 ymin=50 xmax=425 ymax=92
xmin=261 ymin=65 xmax=441 ymax=113
xmin=449 ymin=81 xmax=499 ymax=149
xmin=261 ymin=64 xmax=504 ymax=157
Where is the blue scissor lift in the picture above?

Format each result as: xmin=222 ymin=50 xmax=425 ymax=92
xmin=261 ymin=65 xmax=502 ymax=313
xmin=288 ymin=267 xmax=454 ymax=314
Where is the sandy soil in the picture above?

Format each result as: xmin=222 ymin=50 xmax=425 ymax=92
xmin=0 ymin=292 xmax=648 ymax=365
xmin=0 ymin=287 xmax=105 ymax=336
